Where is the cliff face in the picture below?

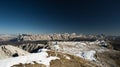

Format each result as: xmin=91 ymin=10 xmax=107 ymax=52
xmin=17 ymin=33 xmax=99 ymax=41
xmin=17 ymin=34 xmax=51 ymax=41
xmin=17 ymin=33 xmax=71 ymax=41
xmin=0 ymin=33 xmax=106 ymax=42
xmin=18 ymin=43 xmax=48 ymax=53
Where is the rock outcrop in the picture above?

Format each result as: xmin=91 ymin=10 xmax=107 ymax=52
xmin=18 ymin=43 xmax=49 ymax=53
xmin=16 ymin=33 xmax=100 ymax=41
xmin=0 ymin=45 xmax=29 ymax=59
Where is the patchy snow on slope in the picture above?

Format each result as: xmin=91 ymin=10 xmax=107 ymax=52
xmin=51 ymin=41 xmax=108 ymax=62
xmin=0 ymin=49 xmax=59 ymax=67
xmin=76 ymin=50 xmax=96 ymax=61
xmin=53 ymin=45 xmax=60 ymax=50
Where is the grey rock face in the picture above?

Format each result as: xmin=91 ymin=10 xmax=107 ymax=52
xmin=17 ymin=33 xmax=78 ymax=41
xmin=18 ymin=43 xmax=48 ymax=52
xmin=0 ymin=45 xmax=29 ymax=59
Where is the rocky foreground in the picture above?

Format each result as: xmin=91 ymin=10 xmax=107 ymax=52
xmin=0 ymin=33 xmax=119 ymax=67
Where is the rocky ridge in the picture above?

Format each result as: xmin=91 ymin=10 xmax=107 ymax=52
xmin=0 ymin=45 xmax=29 ymax=59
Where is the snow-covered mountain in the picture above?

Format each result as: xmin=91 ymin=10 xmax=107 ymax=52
xmin=0 ymin=33 xmax=119 ymax=67
xmin=0 ymin=33 xmax=107 ymax=42
xmin=15 ymin=33 xmax=102 ymax=41
xmin=0 ymin=46 xmax=98 ymax=67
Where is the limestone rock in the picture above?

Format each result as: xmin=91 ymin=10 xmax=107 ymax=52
xmin=0 ymin=45 xmax=29 ymax=59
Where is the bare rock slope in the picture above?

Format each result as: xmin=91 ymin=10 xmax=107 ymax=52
xmin=0 ymin=45 xmax=29 ymax=59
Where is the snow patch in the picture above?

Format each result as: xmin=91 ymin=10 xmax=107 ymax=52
xmin=38 ymin=48 xmax=48 ymax=52
xmin=99 ymin=40 xmax=107 ymax=47
xmin=0 ymin=49 xmax=59 ymax=67
xmin=53 ymin=45 xmax=60 ymax=50
xmin=76 ymin=50 xmax=96 ymax=61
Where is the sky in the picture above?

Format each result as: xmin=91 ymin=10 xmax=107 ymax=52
xmin=0 ymin=0 xmax=120 ymax=35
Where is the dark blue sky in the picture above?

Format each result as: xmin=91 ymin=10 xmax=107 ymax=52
xmin=0 ymin=0 xmax=120 ymax=35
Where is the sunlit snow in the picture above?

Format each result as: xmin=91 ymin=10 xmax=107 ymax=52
xmin=0 ymin=49 xmax=59 ymax=67
xmin=76 ymin=50 xmax=96 ymax=61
